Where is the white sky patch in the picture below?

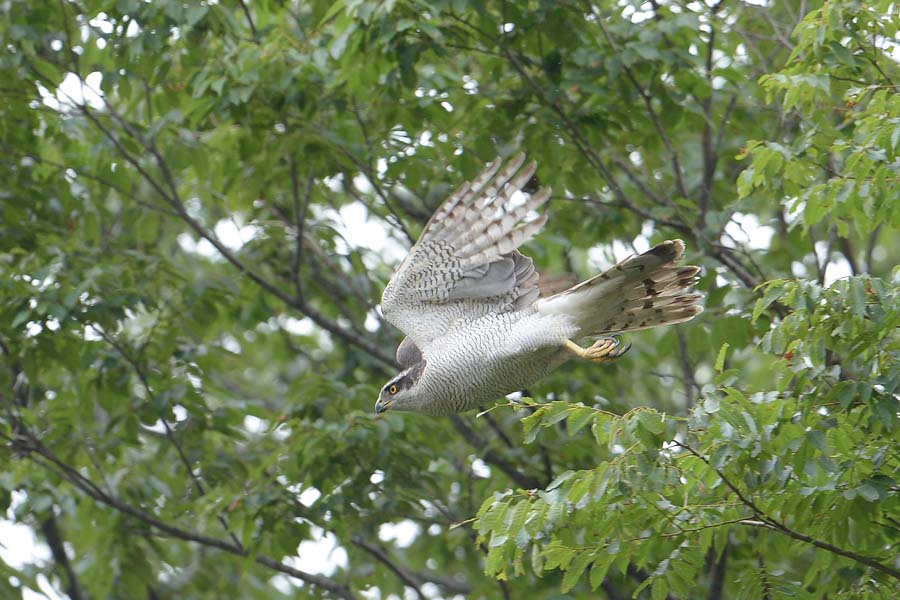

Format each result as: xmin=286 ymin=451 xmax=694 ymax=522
xmin=784 ymin=197 xmax=803 ymax=227
xmin=124 ymin=18 xmax=141 ymax=37
xmin=220 ymin=333 xmax=242 ymax=354
xmin=462 ymin=75 xmax=479 ymax=95
xmin=172 ymin=405 xmax=188 ymax=422
xmin=318 ymin=202 xmax=408 ymax=266
xmin=214 ymin=218 xmax=260 ymax=251
xmin=293 ymin=528 xmax=348 ymax=576
xmin=176 ymin=233 xmax=216 ymax=259
xmin=586 ymin=222 xmax=653 ymax=271
xmin=88 ymin=12 xmax=115 ymax=35
xmin=823 ymin=257 xmax=854 ymax=287
xmin=364 ymin=310 xmax=382 ymax=333
xmin=811 ymin=241 xmax=854 ymax=287
xmin=243 ymin=415 xmax=266 ymax=434
xmin=418 ymin=131 xmax=434 ymax=147
xmin=0 ymin=497 xmax=50 ymax=571
xmin=471 ymin=458 xmax=491 ymax=478
xmin=378 ymin=520 xmax=420 ymax=548
xmin=298 ymin=487 xmax=322 ymax=507
xmin=39 ymin=71 xmax=105 ymax=111
xmin=1 ymin=493 xmax=65 ymax=599
xmin=177 ymin=217 xmax=260 ymax=259
xmin=270 ymin=574 xmax=295 ymax=594
xmin=724 ymin=212 xmax=774 ymax=250
xmin=353 ymin=174 xmax=374 ymax=194
xmin=279 ymin=316 xmax=316 ymax=336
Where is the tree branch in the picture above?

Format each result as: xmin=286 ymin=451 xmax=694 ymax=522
xmin=698 ymin=2 xmax=725 ymax=222
xmin=675 ymin=442 xmax=900 ymax=580
xmin=238 ymin=0 xmax=258 ymax=37
xmin=40 ymin=515 xmax=85 ymax=600
xmin=596 ymin=21 xmax=689 ymax=200
xmin=705 ymin=542 xmax=728 ymax=600
xmin=11 ymin=427 xmax=358 ymax=599
xmin=350 ymin=537 xmax=473 ymax=597
xmin=86 ymin=327 xmax=247 ymax=551
xmin=450 ymin=416 xmax=542 ymax=490
xmin=289 ymin=157 xmax=314 ymax=303
xmin=35 ymin=68 xmax=398 ymax=368
xmin=676 ymin=330 xmax=697 ymax=409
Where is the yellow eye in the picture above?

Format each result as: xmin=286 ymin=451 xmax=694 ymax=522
xmin=389 ymin=384 xmax=398 ymax=395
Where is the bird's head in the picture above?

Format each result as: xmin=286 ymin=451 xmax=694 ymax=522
xmin=375 ymin=361 xmax=426 ymax=414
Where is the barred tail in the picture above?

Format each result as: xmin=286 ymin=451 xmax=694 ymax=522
xmin=534 ymin=240 xmax=703 ymax=337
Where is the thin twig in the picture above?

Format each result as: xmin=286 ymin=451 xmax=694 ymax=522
xmin=238 ymin=0 xmax=258 ymax=37
xmin=96 ymin=328 xmax=245 ymax=550
xmin=450 ymin=416 xmax=542 ymax=490
xmin=352 ymin=538 xmax=425 ymax=598
xmin=698 ymin=2 xmax=725 ymax=222
xmin=588 ymin=2 xmax=687 ymax=199
xmin=290 ymin=158 xmax=314 ymax=303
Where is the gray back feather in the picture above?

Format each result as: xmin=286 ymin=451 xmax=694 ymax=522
xmin=396 ymin=336 xmax=423 ymax=368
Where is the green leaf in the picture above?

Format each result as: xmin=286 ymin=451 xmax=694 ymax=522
xmin=715 ymin=342 xmax=730 ymax=372
xmin=561 ymin=550 xmax=593 ymax=592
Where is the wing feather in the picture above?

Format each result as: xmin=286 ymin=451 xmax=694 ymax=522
xmin=381 ymin=154 xmax=548 ymax=349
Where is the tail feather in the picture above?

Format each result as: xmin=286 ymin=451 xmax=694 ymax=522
xmin=534 ymin=240 xmax=703 ymax=337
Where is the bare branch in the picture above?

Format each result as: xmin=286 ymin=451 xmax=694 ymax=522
xmin=289 ymin=158 xmax=315 ymax=303
xmin=865 ymin=224 xmax=881 ymax=274
xmin=238 ymin=0 xmax=258 ymax=37
xmin=699 ymin=2 xmax=725 ymax=222
xmin=40 ymin=515 xmax=85 ymax=600
xmin=706 ymin=542 xmax=728 ymax=600
xmin=352 ymin=537 xmax=424 ymax=598
xmin=351 ymin=537 xmax=470 ymax=597
xmin=676 ymin=330 xmax=697 ymax=409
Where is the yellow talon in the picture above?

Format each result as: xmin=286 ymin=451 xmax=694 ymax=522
xmin=564 ymin=336 xmax=631 ymax=363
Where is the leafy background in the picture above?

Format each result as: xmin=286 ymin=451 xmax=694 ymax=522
xmin=1 ymin=0 xmax=899 ymax=598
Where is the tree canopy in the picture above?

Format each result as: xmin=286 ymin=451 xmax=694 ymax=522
xmin=1 ymin=1 xmax=899 ymax=598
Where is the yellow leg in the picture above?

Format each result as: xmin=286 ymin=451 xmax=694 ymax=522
xmin=564 ymin=336 xmax=632 ymax=364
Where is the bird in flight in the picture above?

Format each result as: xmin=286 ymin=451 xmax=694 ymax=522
xmin=375 ymin=154 xmax=702 ymax=415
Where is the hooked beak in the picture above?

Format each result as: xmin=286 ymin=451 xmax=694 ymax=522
xmin=374 ymin=398 xmax=391 ymax=414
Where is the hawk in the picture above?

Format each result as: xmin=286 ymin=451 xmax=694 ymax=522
xmin=375 ymin=154 xmax=702 ymax=415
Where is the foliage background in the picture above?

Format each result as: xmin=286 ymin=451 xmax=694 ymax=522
xmin=1 ymin=0 xmax=899 ymax=598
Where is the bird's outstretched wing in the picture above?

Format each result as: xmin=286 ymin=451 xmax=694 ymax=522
xmin=381 ymin=154 xmax=550 ymax=352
